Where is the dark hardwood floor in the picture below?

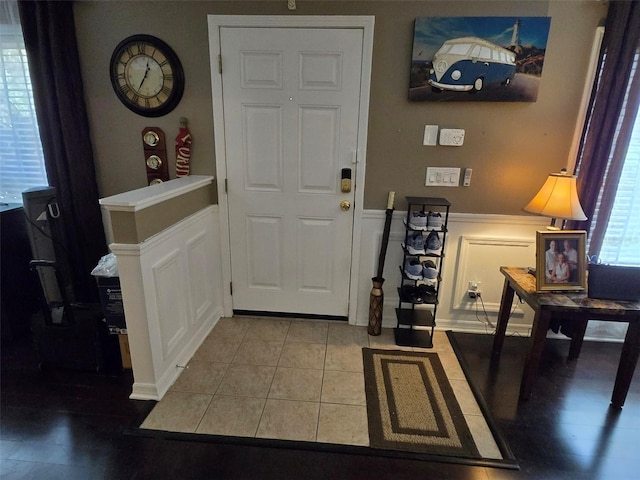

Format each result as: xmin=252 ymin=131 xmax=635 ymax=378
xmin=1 ymin=328 xmax=639 ymax=480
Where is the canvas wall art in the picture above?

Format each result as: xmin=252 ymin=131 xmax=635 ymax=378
xmin=409 ymin=17 xmax=551 ymax=102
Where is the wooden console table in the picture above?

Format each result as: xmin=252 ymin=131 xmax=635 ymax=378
xmin=492 ymin=266 xmax=640 ymax=408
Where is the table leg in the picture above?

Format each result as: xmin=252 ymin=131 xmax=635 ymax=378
xmin=611 ymin=319 xmax=640 ymax=408
xmin=492 ymin=278 xmax=514 ymax=356
xmin=568 ymin=318 xmax=589 ymax=361
xmin=520 ymin=308 xmax=552 ymax=401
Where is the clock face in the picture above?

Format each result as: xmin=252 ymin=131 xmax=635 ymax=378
xmin=110 ymin=35 xmax=184 ymax=117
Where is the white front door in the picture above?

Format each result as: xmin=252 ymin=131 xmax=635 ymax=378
xmin=218 ymin=26 xmax=365 ymax=317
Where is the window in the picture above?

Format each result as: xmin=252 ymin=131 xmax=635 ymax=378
xmin=479 ymin=46 xmax=491 ymax=60
xmin=586 ymin=47 xmax=640 ymax=266
xmin=598 ymin=95 xmax=640 ymax=266
xmin=0 ymin=0 xmax=47 ymax=204
xmin=449 ymin=43 xmax=472 ymax=55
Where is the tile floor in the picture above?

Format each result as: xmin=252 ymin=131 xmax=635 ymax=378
xmin=141 ymin=317 xmax=499 ymax=456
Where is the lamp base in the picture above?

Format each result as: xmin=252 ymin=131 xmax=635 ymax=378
xmin=548 ymin=217 xmax=562 ymax=230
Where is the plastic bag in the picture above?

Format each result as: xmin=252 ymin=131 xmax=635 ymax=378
xmin=91 ymin=253 xmax=119 ymax=277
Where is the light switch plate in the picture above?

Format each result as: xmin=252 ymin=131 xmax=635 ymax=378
xmin=425 ymin=167 xmax=461 ymax=187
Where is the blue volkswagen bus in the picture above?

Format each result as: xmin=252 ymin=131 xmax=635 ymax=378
xmin=428 ymin=37 xmax=516 ymax=92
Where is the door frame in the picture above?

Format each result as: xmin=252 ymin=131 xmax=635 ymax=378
xmin=208 ymin=15 xmax=374 ymax=324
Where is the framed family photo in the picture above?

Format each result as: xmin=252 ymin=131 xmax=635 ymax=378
xmin=536 ymin=230 xmax=587 ymax=292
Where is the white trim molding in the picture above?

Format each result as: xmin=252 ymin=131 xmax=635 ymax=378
xmin=100 ymin=175 xmax=214 ymax=213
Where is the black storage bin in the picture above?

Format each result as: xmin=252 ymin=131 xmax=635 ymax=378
xmin=30 ymin=304 xmax=121 ymax=372
xmin=95 ymin=276 xmax=126 ymax=329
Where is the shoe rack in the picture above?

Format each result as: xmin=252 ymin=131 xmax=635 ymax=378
xmin=396 ymin=196 xmax=450 ymax=348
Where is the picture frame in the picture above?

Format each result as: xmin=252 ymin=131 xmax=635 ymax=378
xmin=535 ymin=230 xmax=587 ymax=292
xmin=409 ymin=16 xmax=551 ymax=102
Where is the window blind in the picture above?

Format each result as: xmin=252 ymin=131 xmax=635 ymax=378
xmin=0 ymin=1 xmax=48 ymax=203
xmin=595 ymin=51 xmax=640 ymax=266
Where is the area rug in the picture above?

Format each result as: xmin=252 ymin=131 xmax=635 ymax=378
xmin=362 ymin=347 xmax=517 ymax=468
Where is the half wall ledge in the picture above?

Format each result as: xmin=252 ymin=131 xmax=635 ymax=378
xmin=99 ymin=176 xmax=223 ymax=401
xmin=100 ymin=176 xmax=216 ymax=245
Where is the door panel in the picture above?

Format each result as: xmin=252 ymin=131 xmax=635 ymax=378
xmin=299 ymin=106 xmax=339 ymax=193
xmin=299 ymin=52 xmax=342 ymax=90
xmin=246 ymin=215 xmax=283 ymax=289
xmin=297 ymin=217 xmax=335 ymax=292
xmin=242 ymin=105 xmax=283 ymax=191
xmin=241 ymin=52 xmax=283 ymax=89
xmin=221 ymin=27 xmax=363 ymax=316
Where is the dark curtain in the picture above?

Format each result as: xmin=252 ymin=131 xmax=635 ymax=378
xmin=567 ymin=0 xmax=640 ymax=257
xmin=19 ymin=0 xmax=107 ymax=303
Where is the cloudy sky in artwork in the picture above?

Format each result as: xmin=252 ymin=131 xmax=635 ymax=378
xmin=412 ymin=17 xmax=551 ymax=62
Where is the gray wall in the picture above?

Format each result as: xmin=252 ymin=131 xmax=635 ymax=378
xmin=75 ymin=0 xmax=607 ymax=213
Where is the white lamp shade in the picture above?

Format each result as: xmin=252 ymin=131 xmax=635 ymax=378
xmin=523 ymin=172 xmax=587 ymax=221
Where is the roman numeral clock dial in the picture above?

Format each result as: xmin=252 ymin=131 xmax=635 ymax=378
xmin=110 ymin=34 xmax=184 ymax=117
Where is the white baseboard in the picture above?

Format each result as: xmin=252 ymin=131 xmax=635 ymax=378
xmin=130 ymin=383 xmax=161 ymax=401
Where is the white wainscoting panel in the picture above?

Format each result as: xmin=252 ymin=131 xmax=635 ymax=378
xmin=357 ymin=211 xmax=546 ymax=335
xmin=110 ymin=205 xmax=224 ymax=400
xmin=152 ymin=248 xmax=187 ymax=360
xmin=186 ymin=230 xmax=217 ymax=325
xmin=452 ymin=236 xmax=534 ymax=312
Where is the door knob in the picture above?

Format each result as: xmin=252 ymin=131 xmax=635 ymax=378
xmin=340 ymin=200 xmax=351 ymax=211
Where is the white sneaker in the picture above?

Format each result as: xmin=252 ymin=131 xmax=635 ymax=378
xmin=427 ymin=211 xmax=443 ymax=230
xmin=408 ymin=211 xmax=427 ymax=230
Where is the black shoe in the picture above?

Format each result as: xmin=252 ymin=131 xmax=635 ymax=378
xmin=560 ymin=320 xmax=577 ymax=339
xmin=401 ymin=285 xmax=423 ymax=304
xmin=418 ymin=284 xmax=437 ymax=302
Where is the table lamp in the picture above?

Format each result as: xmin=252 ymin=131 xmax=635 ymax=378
xmin=523 ymin=169 xmax=587 ymax=230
